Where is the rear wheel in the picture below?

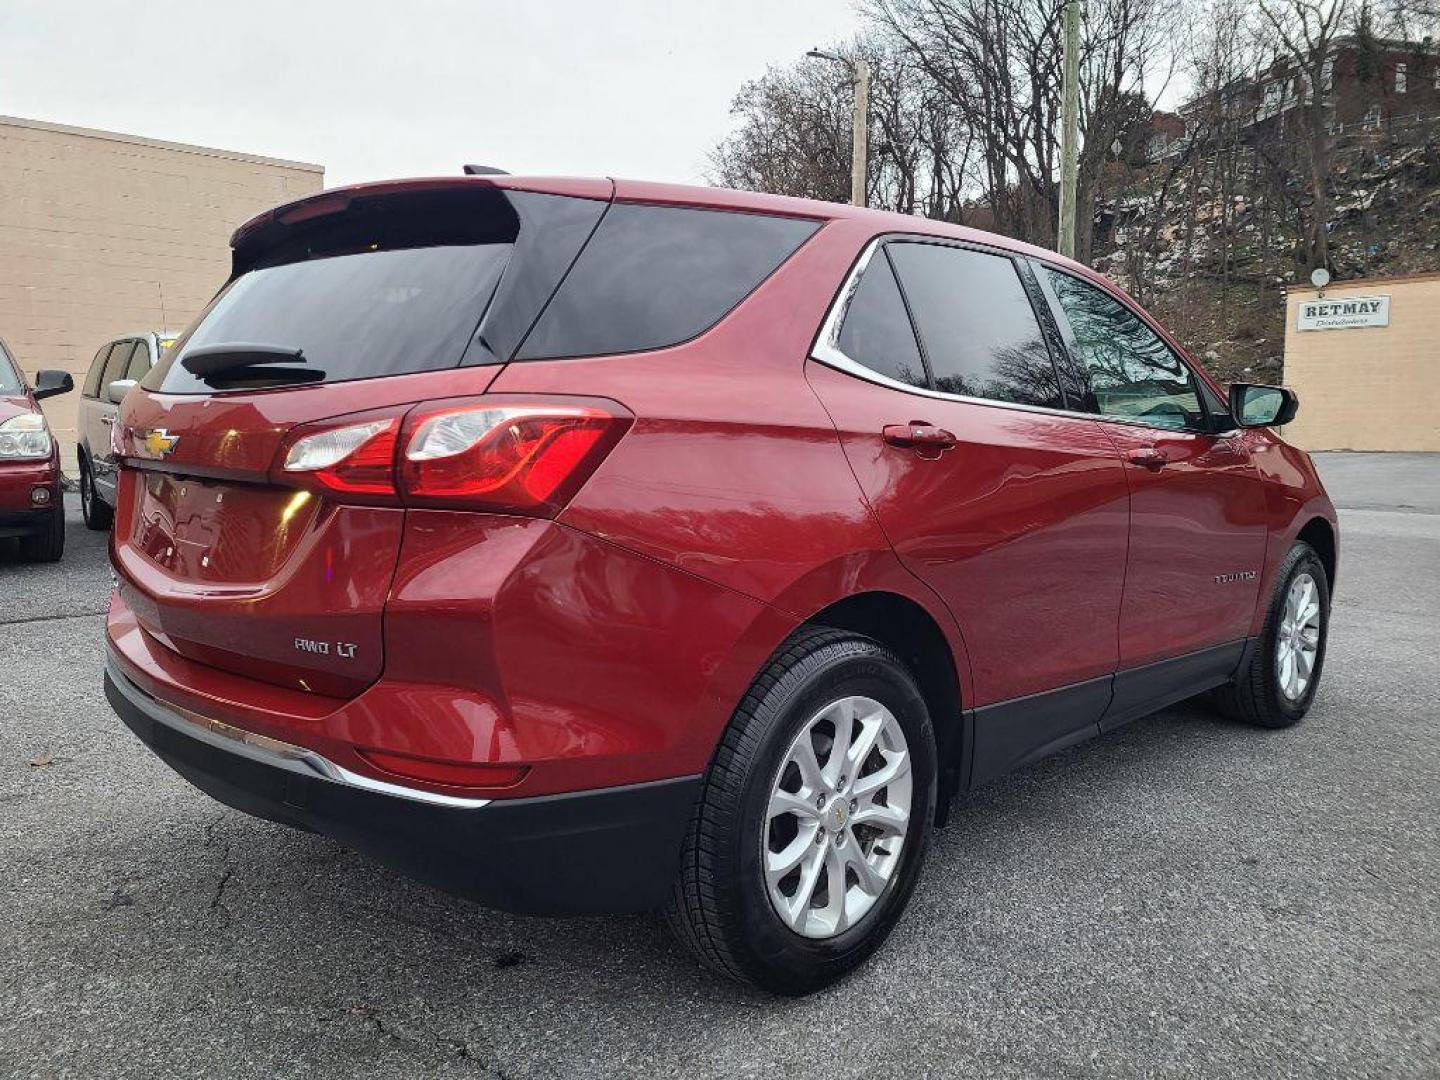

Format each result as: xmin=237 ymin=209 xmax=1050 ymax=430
xmin=18 ymin=501 xmax=65 ymax=563
xmin=665 ymin=627 xmax=937 ymax=994
xmin=1213 ymin=541 xmax=1329 ymax=728
xmin=80 ymin=458 xmax=112 ymax=531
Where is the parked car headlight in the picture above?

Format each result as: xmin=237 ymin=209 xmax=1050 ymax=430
xmin=0 ymin=413 xmax=52 ymax=460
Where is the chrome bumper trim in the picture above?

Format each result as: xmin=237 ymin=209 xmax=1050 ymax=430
xmin=105 ymin=655 xmax=491 ymax=810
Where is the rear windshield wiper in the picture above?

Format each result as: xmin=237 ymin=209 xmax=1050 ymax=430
xmin=180 ymin=342 xmax=323 ymax=384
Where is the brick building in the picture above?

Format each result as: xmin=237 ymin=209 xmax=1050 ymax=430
xmin=0 ymin=115 xmax=323 ymax=468
xmin=1172 ymin=35 xmax=1440 ymax=150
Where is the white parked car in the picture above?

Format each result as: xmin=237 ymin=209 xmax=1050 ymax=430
xmin=76 ymin=331 xmax=177 ymax=529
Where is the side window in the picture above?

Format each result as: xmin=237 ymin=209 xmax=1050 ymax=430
xmin=518 ymin=204 xmax=820 ymax=360
xmin=123 ymin=340 xmax=152 ymax=381
xmin=834 ymin=249 xmax=927 ymax=388
xmin=101 ymin=341 xmax=138 ymax=392
xmin=887 ymin=243 xmax=1062 ymax=408
xmin=1043 ymin=268 xmax=1205 ymax=431
xmin=83 ymin=345 xmax=113 ymax=398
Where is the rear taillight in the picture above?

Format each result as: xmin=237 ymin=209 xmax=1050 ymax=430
xmin=274 ymin=396 xmax=631 ymax=515
xmin=401 ymin=401 xmax=623 ymax=514
xmin=282 ymin=417 xmax=400 ymax=498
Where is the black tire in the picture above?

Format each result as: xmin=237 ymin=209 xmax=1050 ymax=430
xmin=80 ymin=457 xmax=113 ymax=531
xmin=18 ymin=501 xmax=65 ymax=563
xmin=665 ymin=626 xmax=937 ymax=995
xmin=1213 ymin=541 xmax=1329 ymax=728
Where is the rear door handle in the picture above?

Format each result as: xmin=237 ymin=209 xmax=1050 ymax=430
xmin=882 ymin=423 xmax=957 ymax=455
xmin=1127 ymin=446 xmax=1168 ymax=470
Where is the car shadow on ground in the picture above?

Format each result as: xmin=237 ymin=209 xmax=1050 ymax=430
xmin=128 ymin=694 xmax=1263 ymax=1009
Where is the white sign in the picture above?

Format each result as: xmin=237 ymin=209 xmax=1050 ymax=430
xmin=1297 ymin=294 xmax=1390 ymax=331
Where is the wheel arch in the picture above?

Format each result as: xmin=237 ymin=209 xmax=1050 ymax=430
xmin=803 ymin=591 xmax=966 ymax=826
xmin=1296 ymin=516 xmax=1337 ymax=591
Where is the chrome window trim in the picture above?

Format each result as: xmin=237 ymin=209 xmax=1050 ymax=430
xmin=809 ymin=235 xmax=1223 ymax=437
xmin=107 ymin=656 xmax=491 ymax=810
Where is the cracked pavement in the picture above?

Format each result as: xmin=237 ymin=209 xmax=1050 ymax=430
xmin=2 ymin=454 xmax=1437 ymax=1079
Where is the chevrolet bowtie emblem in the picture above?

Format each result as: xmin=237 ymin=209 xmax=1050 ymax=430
xmin=142 ymin=429 xmax=180 ymax=458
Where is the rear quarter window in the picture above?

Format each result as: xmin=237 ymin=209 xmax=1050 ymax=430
xmin=835 ymin=250 xmax=927 ymax=388
xmin=516 ymin=204 xmax=820 ymax=360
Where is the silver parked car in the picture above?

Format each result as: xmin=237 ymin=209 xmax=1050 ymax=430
xmin=76 ymin=331 xmax=177 ymax=529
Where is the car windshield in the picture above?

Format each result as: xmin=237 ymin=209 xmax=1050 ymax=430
xmin=0 ymin=345 xmax=24 ymax=395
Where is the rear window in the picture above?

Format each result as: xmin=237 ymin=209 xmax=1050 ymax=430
xmin=517 ymin=204 xmax=820 ymax=360
xmin=152 ymin=246 xmax=510 ymax=393
xmin=146 ymin=187 xmax=605 ymax=393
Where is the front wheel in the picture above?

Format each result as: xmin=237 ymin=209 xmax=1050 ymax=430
xmin=665 ymin=627 xmax=937 ymax=994
xmin=1213 ymin=540 xmax=1330 ymax=728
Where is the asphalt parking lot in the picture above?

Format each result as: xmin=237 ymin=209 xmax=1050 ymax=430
xmin=2 ymin=453 xmax=1437 ymax=1079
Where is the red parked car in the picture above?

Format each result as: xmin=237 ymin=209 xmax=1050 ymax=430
xmin=103 ymin=177 xmax=1337 ymax=993
xmin=0 ymin=338 xmax=72 ymax=562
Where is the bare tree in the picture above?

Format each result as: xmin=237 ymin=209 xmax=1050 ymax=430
xmin=864 ymin=0 xmax=1176 ymax=260
xmin=710 ymin=60 xmax=854 ymax=204
xmin=709 ymin=39 xmax=973 ymax=217
xmin=1257 ymin=0 xmax=1351 ymax=271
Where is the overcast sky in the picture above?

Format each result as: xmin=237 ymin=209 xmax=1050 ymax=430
xmin=2 ymin=0 xmax=862 ymax=188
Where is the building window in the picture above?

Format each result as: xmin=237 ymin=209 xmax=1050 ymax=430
xmin=1396 ymin=62 xmax=1407 ymax=93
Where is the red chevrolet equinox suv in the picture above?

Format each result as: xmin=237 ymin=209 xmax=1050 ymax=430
xmin=104 ymin=176 xmax=1337 ymax=993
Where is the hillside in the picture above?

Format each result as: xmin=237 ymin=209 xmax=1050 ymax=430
xmin=1091 ymin=119 xmax=1440 ymax=384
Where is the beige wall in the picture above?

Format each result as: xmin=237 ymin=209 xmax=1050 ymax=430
xmin=0 ymin=115 xmax=323 ymax=469
xmin=1282 ymin=274 xmax=1440 ymax=452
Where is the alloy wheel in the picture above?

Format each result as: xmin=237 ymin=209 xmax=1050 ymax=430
xmin=1277 ymin=571 xmax=1322 ymax=701
xmin=762 ymin=695 xmax=912 ymax=939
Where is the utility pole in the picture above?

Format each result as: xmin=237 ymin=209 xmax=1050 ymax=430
xmin=850 ymin=58 xmax=870 ymax=208
xmin=808 ymin=49 xmax=870 ymax=208
xmin=1057 ymin=0 xmax=1081 ymax=258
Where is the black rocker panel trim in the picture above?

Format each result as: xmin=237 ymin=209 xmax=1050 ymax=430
xmin=968 ymin=675 xmax=1111 ymax=787
xmin=1101 ymin=639 xmax=1247 ymax=733
xmin=964 ymin=638 xmax=1254 ymax=789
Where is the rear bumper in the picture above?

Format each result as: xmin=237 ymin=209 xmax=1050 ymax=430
xmin=105 ymin=655 xmax=701 ymax=915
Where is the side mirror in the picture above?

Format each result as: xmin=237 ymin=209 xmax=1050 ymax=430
xmin=1229 ymin=382 xmax=1299 ymax=428
xmin=33 ymin=369 xmax=74 ymax=401
xmin=106 ymin=379 xmax=138 ymax=405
